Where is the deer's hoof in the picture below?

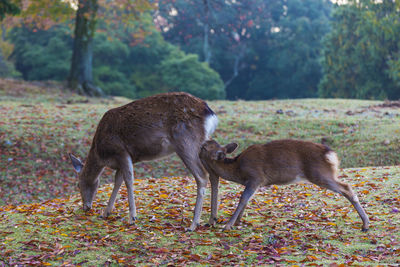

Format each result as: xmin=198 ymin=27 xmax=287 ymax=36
xmin=100 ymin=211 xmax=110 ymax=219
xmin=361 ymin=228 xmax=369 ymax=232
xmin=129 ymin=217 xmax=137 ymax=225
xmin=223 ymin=225 xmax=233 ymax=232
xmin=205 ymin=221 xmax=216 ymax=228
xmin=185 ymin=223 xmax=199 ymax=232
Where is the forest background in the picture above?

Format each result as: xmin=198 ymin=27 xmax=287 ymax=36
xmin=1 ymin=0 xmax=400 ymax=101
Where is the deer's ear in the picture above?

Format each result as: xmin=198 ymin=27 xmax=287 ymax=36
xmin=69 ymin=153 xmax=83 ymax=173
xmin=225 ymin=143 xmax=238 ymax=154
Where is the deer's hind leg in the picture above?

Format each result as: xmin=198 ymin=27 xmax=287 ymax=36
xmin=311 ymin=169 xmax=369 ymax=232
xmin=175 ymin=144 xmax=208 ymax=231
xmin=334 ymin=180 xmax=369 ymax=231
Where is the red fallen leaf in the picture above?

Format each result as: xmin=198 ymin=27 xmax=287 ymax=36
xmin=152 ymin=247 xmax=169 ymax=253
xmin=329 ymin=263 xmax=346 ymax=267
xmin=190 ymin=254 xmax=201 ymax=261
xmin=3 ymin=249 xmax=14 ymax=256
xmin=300 ymin=255 xmax=319 ymax=262
xmin=170 ymin=198 xmax=183 ymax=204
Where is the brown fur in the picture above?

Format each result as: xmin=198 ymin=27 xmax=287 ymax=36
xmin=70 ymin=92 xmax=217 ymax=231
xmin=199 ymin=139 xmax=370 ymax=231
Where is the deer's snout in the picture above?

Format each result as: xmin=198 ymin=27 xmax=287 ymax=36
xmin=83 ymin=203 xmax=92 ymax=211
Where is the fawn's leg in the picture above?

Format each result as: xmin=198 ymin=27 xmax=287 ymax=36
xmin=224 ymin=184 xmax=258 ymax=230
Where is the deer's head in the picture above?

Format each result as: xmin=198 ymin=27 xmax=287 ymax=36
xmin=69 ymin=154 xmax=99 ymax=211
xmin=200 ymin=140 xmax=238 ymax=161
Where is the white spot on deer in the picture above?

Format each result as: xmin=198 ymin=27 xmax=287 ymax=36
xmin=325 ymin=151 xmax=339 ymax=169
xmin=204 ymin=114 xmax=218 ymax=139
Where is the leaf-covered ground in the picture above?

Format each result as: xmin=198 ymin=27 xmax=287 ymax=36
xmin=1 ymin=79 xmax=400 ymax=207
xmin=0 ymin=79 xmax=400 ymax=265
xmin=1 ymin=166 xmax=399 ymax=265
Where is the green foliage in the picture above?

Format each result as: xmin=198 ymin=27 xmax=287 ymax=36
xmin=7 ymin=20 xmax=224 ymax=99
xmin=0 ymin=0 xmax=20 ymax=21
xmin=160 ymin=52 xmax=225 ymax=100
xmin=124 ymin=26 xmax=225 ymax=99
xmin=247 ymin=0 xmax=332 ymax=99
xmin=9 ymin=26 xmax=72 ymax=81
xmin=92 ymin=33 xmax=135 ymax=97
xmin=160 ymin=0 xmax=332 ymax=100
xmin=319 ymin=0 xmax=400 ymax=99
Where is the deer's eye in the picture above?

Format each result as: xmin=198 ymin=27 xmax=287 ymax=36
xmin=216 ymin=151 xmax=225 ymax=160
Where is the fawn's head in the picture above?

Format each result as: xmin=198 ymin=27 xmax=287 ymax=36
xmin=200 ymin=140 xmax=238 ymax=161
xmin=69 ymin=154 xmax=99 ymax=211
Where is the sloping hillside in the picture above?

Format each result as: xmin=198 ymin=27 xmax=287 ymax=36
xmin=1 ymin=79 xmax=400 ymax=206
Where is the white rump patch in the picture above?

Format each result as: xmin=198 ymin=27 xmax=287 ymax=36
xmin=325 ymin=151 xmax=339 ymax=169
xmin=204 ymin=114 xmax=218 ymax=139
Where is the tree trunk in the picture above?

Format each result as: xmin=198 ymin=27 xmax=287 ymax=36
xmin=203 ymin=0 xmax=211 ymax=63
xmin=224 ymin=44 xmax=246 ymax=90
xmin=68 ymin=0 xmax=103 ymax=96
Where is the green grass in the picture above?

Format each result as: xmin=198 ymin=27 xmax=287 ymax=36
xmin=0 ymin=167 xmax=399 ymax=265
xmin=0 ymin=79 xmax=400 ymax=265
xmin=2 ymin=80 xmax=400 ymax=206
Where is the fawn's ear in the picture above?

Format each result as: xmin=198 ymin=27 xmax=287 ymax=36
xmin=225 ymin=143 xmax=238 ymax=154
xmin=69 ymin=153 xmax=83 ymax=173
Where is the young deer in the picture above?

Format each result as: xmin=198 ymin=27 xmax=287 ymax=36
xmin=199 ymin=139 xmax=369 ymax=231
xmin=69 ymin=92 xmax=218 ymax=231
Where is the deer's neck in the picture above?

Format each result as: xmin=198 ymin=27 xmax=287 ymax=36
xmin=206 ymin=157 xmax=244 ymax=185
xmin=80 ymin=148 xmax=104 ymax=184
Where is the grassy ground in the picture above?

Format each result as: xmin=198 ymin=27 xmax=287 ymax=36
xmin=1 ymin=79 xmax=400 ymax=206
xmin=0 ymin=79 xmax=400 ymax=265
xmin=0 ymin=166 xmax=399 ymax=265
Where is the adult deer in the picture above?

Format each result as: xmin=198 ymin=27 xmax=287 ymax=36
xmin=69 ymin=92 xmax=218 ymax=231
xmin=199 ymin=139 xmax=369 ymax=231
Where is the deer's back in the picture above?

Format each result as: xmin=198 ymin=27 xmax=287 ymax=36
xmin=91 ymin=92 xmax=214 ymax=163
xmin=238 ymin=139 xmax=334 ymax=185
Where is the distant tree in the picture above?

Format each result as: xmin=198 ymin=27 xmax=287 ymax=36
xmin=160 ymin=52 xmax=225 ymax=100
xmin=248 ymin=0 xmax=332 ymax=99
xmin=9 ymin=26 xmax=72 ymax=81
xmin=127 ymin=21 xmax=225 ymax=99
xmin=0 ymin=0 xmax=20 ymax=77
xmin=319 ymin=0 xmax=400 ymax=99
xmin=0 ymin=0 xmax=20 ymax=21
xmin=4 ymin=0 xmax=154 ymax=96
xmin=159 ymin=0 xmax=332 ymax=99
xmin=8 ymin=15 xmax=225 ymax=99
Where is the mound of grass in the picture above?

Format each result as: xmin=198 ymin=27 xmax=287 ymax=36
xmin=0 ymin=166 xmax=399 ymax=265
xmin=1 ymin=79 xmax=400 ymax=207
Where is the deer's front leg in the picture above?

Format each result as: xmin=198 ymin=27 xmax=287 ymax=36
xmin=224 ymin=185 xmax=258 ymax=231
xmin=176 ymin=151 xmax=208 ymax=231
xmin=102 ymin=170 xmax=123 ymax=218
xmin=207 ymin=174 xmax=220 ymax=227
